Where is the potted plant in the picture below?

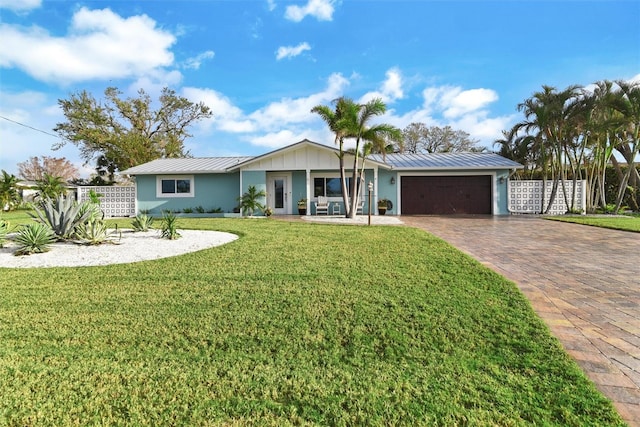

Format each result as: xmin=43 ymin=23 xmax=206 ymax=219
xmin=377 ymin=198 xmax=389 ymax=215
xmin=298 ymin=198 xmax=307 ymax=215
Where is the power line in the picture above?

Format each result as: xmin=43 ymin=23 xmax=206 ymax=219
xmin=0 ymin=115 xmax=61 ymax=139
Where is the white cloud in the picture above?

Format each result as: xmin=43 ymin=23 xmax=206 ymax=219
xmin=267 ymin=0 xmax=277 ymax=11
xmin=249 ymin=129 xmax=305 ymax=148
xmin=360 ymin=67 xmax=404 ymax=104
xmin=276 ymin=42 xmax=311 ymax=60
xmin=443 ymin=88 xmax=498 ymax=118
xmin=375 ymin=82 xmax=516 ymax=148
xmin=0 ymin=7 xmax=176 ymax=84
xmin=182 ymin=87 xmax=255 ymax=133
xmin=250 ymin=72 xmax=349 ymax=131
xmin=285 ymin=0 xmax=335 ymax=22
xmin=184 ymin=50 xmax=215 ymax=70
xmin=0 ymin=0 xmax=41 ymax=13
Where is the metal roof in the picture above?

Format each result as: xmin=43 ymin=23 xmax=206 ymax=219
xmin=121 ymin=156 xmax=254 ymax=175
xmin=368 ymin=152 xmax=523 ymax=170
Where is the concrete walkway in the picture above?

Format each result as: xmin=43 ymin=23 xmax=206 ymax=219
xmin=402 ymin=215 xmax=640 ymax=425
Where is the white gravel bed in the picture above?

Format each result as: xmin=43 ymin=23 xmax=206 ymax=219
xmin=0 ymin=229 xmax=238 ymax=269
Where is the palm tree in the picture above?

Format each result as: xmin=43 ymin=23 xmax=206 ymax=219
xmin=238 ymin=185 xmax=266 ymax=217
xmin=0 ymin=170 xmax=21 ymax=211
xmin=609 ymin=80 xmax=640 ymax=212
xmin=312 ymin=97 xmax=401 ymax=218
xmin=517 ymin=85 xmax=583 ymax=213
xmin=35 ymin=173 xmax=66 ymax=201
xmin=311 ymin=97 xmax=353 ymax=210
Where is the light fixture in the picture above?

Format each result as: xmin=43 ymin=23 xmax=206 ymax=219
xmin=498 ymin=176 xmax=505 ymax=184
xmin=390 ymin=177 xmax=396 ymax=185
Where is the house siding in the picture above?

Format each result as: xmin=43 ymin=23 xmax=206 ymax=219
xmin=136 ymin=173 xmax=241 ymax=214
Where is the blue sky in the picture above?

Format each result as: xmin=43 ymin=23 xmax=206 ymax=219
xmin=1 ymin=0 xmax=639 ymax=178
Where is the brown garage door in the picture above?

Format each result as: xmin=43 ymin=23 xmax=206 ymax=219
xmin=401 ymin=176 xmax=492 ymax=214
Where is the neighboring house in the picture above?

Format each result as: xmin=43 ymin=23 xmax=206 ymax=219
xmin=121 ymin=139 xmax=523 ymax=216
xmin=17 ymin=181 xmax=78 ymax=203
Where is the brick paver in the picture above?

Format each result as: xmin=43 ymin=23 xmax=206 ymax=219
xmin=402 ymin=215 xmax=640 ymax=426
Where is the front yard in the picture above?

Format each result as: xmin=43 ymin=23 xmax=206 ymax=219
xmin=0 ymin=217 xmax=624 ymax=425
xmin=547 ymin=214 xmax=640 ymax=233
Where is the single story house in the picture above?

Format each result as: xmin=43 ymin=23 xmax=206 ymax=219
xmin=121 ymin=139 xmax=523 ymax=216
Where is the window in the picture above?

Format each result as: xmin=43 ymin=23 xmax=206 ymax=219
xmin=313 ymin=177 xmax=355 ymax=198
xmin=156 ymin=176 xmax=194 ymax=198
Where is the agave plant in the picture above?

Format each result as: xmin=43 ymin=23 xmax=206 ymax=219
xmin=75 ymin=220 xmax=120 ymax=245
xmin=30 ymin=195 xmax=93 ymax=240
xmin=160 ymin=212 xmax=181 ymax=240
xmin=131 ymin=213 xmax=154 ymax=232
xmin=76 ymin=200 xmax=103 ymax=224
xmin=14 ymin=222 xmax=56 ymax=255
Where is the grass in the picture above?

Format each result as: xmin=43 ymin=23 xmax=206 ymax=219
xmin=547 ymin=214 xmax=640 ymax=232
xmin=0 ymin=218 xmax=624 ymax=426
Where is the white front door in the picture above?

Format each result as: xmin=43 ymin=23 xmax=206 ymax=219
xmin=268 ymin=174 xmax=291 ymax=215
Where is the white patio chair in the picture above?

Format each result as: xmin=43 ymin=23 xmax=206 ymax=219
xmin=315 ymin=196 xmax=329 ymax=215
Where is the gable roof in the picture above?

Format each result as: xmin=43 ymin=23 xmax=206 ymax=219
xmin=225 ymin=139 xmax=390 ymax=171
xmin=121 ymin=156 xmax=253 ymax=175
xmin=369 ymin=152 xmax=523 ymax=170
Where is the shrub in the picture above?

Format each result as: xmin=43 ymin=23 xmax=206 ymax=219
xmin=160 ymin=212 xmax=181 ymax=240
xmin=195 ymin=206 xmax=205 ymax=213
xmin=30 ymin=195 xmax=93 ymax=240
xmin=0 ymin=218 xmax=10 ymax=248
xmin=75 ymin=220 xmax=120 ymax=245
xmin=182 ymin=207 xmax=194 ymax=213
xmin=14 ymin=222 xmax=56 ymax=255
xmin=131 ymin=214 xmax=154 ymax=232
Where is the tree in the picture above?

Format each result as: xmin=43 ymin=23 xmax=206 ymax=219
xmin=53 ymin=87 xmax=212 ymax=173
xmin=1 ymin=170 xmax=21 ymax=211
xmin=238 ymin=185 xmax=266 ymax=216
xmin=35 ymin=173 xmax=66 ymax=200
xmin=312 ymin=97 xmax=401 ymax=218
xmin=17 ymin=156 xmax=79 ymax=182
xmin=398 ymin=123 xmax=483 ymax=154
xmin=516 ymin=85 xmax=584 ymax=213
xmin=608 ymin=80 xmax=640 ymax=213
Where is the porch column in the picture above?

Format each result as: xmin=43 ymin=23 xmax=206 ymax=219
xmin=373 ymin=167 xmax=379 ymax=213
xmin=305 ymin=169 xmax=311 ymax=215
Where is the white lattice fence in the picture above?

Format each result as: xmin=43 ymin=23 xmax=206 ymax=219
xmin=78 ymin=186 xmax=136 ymax=217
xmin=508 ymin=180 xmax=585 ymax=215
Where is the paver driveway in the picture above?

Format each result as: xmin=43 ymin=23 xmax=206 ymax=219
xmin=403 ymin=215 xmax=640 ymax=426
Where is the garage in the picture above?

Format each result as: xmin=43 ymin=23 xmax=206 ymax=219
xmin=401 ymin=175 xmax=492 ymax=214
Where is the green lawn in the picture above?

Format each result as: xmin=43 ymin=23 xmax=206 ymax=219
xmin=0 ymin=218 xmax=624 ymax=426
xmin=547 ymin=215 xmax=640 ymax=232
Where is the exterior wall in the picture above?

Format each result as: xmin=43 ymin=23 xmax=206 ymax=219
xmin=241 ymin=144 xmax=344 ymax=171
xmin=240 ymin=170 xmax=267 ymax=212
xmin=377 ymin=169 xmax=397 ymax=214
xmin=291 ymin=170 xmax=307 ymax=208
xmin=78 ymin=186 xmax=136 ymax=217
xmin=135 ymin=173 xmax=241 ymax=214
xmin=508 ymin=180 xmax=586 ymax=215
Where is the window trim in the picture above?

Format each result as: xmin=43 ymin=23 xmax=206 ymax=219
xmin=312 ymin=174 xmax=355 ymax=199
xmin=156 ymin=175 xmax=195 ymax=198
